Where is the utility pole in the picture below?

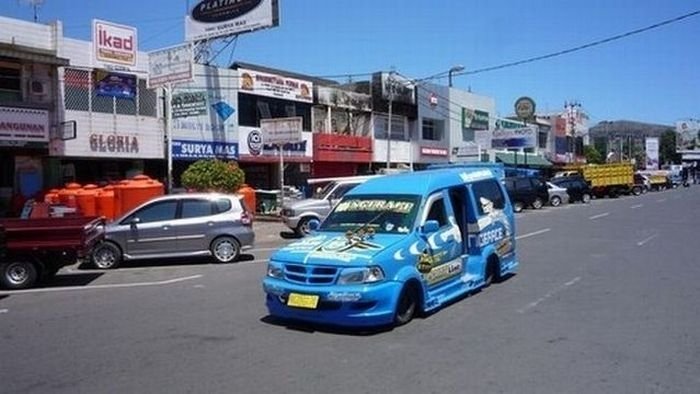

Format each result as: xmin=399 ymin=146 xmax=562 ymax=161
xmin=565 ymin=101 xmax=581 ymax=163
xmin=386 ymin=71 xmax=395 ymax=169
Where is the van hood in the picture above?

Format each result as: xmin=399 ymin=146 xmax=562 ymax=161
xmin=272 ymin=232 xmax=408 ymax=265
xmin=284 ymin=198 xmax=328 ymax=211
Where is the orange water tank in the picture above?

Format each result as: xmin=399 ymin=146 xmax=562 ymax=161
xmin=44 ymin=189 xmax=60 ymax=204
xmin=96 ymin=185 xmax=116 ymax=221
xmin=58 ymin=183 xmax=82 ymax=208
xmin=113 ymin=180 xmax=130 ymax=218
xmin=117 ymin=175 xmax=165 ymax=215
xmin=76 ymin=184 xmax=99 ymax=217
xmin=238 ymin=184 xmax=256 ymax=213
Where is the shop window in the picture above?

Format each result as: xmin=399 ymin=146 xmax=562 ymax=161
xmin=422 ymin=118 xmax=444 ymax=141
xmin=238 ymin=93 xmax=311 ymax=130
xmin=538 ymin=131 xmax=548 ymax=149
xmin=374 ymin=114 xmax=406 ymax=140
xmin=138 ymin=79 xmax=157 ymax=117
xmin=462 ymin=128 xmax=475 ymax=142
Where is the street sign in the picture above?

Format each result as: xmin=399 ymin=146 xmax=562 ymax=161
xmin=260 ymin=117 xmax=303 ymax=145
xmin=147 ymin=43 xmax=194 ymax=89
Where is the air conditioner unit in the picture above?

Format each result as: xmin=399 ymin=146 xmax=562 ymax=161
xmin=30 ymin=79 xmax=48 ymax=96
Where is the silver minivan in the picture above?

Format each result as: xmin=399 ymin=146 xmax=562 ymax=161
xmin=280 ymin=175 xmax=375 ymax=236
xmin=91 ymin=193 xmax=255 ymax=269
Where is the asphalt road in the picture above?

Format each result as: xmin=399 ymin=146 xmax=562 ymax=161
xmin=1 ymin=188 xmax=699 ymax=393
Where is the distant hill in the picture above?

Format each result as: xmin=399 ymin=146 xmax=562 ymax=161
xmin=589 ymin=120 xmax=674 ymax=139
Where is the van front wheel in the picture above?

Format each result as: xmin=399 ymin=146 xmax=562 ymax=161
xmin=394 ymin=285 xmax=418 ymax=326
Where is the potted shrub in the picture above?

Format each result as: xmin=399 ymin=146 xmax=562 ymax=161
xmin=181 ymin=159 xmax=245 ymax=193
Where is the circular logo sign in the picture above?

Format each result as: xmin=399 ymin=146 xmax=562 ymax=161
xmin=514 ymin=96 xmax=536 ymax=120
xmin=247 ymin=129 xmax=263 ymax=156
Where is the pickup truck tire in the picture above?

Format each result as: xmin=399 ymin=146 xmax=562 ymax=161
xmin=394 ymin=283 xmax=419 ymax=326
xmin=632 ymin=186 xmax=642 ymax=196
xmin=531 ymin=198 xmax=544 ymax=209
xmin=582 ymin=193 xmax=592 ymax=203
xmin=211 ymin=236 xmax=241 ymax=263
xmin=91 ymin=242 xmax=122 ymax=269
xmin=1 ymin=261 xmax=37 ymax=289
xmin=550 ymin=196 xmax=562 ymax=207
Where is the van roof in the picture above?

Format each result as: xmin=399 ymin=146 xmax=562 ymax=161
xmin=348 ymin=166 xmax=500 ymax=196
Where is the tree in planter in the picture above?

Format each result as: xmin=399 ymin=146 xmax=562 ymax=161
xmin=181 ymin=159 xmax=245 ymax=193
xmin=584 ymin=144 xmax=604 ymax=164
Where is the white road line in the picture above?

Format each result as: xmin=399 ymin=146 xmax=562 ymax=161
xmin=0 ymin=309 xmax=8 ymax=314
xmin=0 ymin=275 xmax=203 ymax=296
xmin=630 ymin=204 xmax=644 ymax=209
xmin=589 ymin=212 xmax=610 ymax=220
xmin=657 ymin=198 xmax=667 ymax=202
xmin=515 ymin=228 xmax=551 ymax=240
xmin=518 ymin=276 xmax=581 ymax=313
xmin=637 ymin=234 xmax=658 ymax=246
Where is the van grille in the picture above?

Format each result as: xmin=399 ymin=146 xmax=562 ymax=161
xmin=284 ymin=264 xmax=339 ymax=285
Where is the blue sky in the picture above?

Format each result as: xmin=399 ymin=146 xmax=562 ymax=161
xmin=4 ymin=0 xmax=699 ymax=125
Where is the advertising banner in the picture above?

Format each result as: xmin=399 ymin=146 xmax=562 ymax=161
xmin=172 ymin=91 xmax=208 ymax=118
xmin=239 ymin=127 xmax=312 ymax=160
xmin=94 ymin=71 xmax=137 ymax=99
xmin=238 ymin=68 xmax=313 ymax=103
xmin=172 ymin=140 xmax=238 ymax=160
xmin=0 ymin=106 xmax=49 ymax=143
xmin=148 ymin=43 xmax=194 ymax=88
xmin=492 ymin=125 xmax=537 ymax=149
xmin=316 ymin=86 xmax=371 ymax=111
xmin=186 ymin=0 xmax=280 ymax=42
xmin=260 ymin=117 xmax=303 ymax=145
xmin=676 ymin=119 xmax=700 ymax=152
xmin=462 ymin=108 xmax=489 ymax=130
xmin=93 ymin=19 xmax=137 ymax=70
xmin=645 ymin=137 xmax=659 ymax=170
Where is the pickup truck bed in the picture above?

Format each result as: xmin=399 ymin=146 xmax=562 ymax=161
xmin=0 ymin=216 xmax=104 ymax=289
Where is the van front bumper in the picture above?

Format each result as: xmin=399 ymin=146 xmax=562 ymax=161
xmin=262 ymin=278 xmax=403 ymax=327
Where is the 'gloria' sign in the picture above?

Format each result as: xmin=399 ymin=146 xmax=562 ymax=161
xmin=186 ymin=0 xmax=280 ymax=42
xmin=93 ymin=19 xmax=137 ymax=70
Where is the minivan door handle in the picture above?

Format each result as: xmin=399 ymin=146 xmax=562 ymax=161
xmin=162 ymin=224 xmax=171 ymax=230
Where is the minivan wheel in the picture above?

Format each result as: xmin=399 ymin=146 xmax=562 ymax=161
xmin=295 ymin=217 xmax=312 ymax=237
xmin=550 ymin=196 xmax=562 ymax=207
xmin=211 ymin=236 xmax=241 ymax=263
xmin=1 ymin=261 xmax=37 ymax=289
xmin=92 ymin=242 xmax=122 ymax=269
xmin=531 ymin=198 xmax=544 ymax=209
xmin=582 ymin=193 xmax=592 ymax=203
xmin=394 ymin=284 xmax=418 ymax=326
xmin=513 ymin=202 xmax=524 ymax=213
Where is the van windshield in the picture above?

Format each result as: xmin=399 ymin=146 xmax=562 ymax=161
xmin=321 ymin=194 xmax=421 ymax=234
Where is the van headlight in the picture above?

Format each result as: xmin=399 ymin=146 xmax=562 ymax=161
xmin=337 ymin=266 xmax=385 ymax=285
xmin=267 ymin=261 xmax=284 ymax=279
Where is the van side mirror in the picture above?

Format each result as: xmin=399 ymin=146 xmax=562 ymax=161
xmin=421 ymin=220 xmax=440 ymax=234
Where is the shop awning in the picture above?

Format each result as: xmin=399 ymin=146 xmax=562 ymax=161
xmin=495 ymin=152 xmax=552 ymax=167
xmin=0 ymin=43 xmax=69 ymax=66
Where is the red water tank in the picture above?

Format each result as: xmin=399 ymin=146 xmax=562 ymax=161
xmin=58 ymin=183 xmax=82 ymax=208
xmin=44 ymin=189 xmax=60 ymax=204
xmin=76 ymin=184 xmax=99 ymax=217
xmin=238 ymin=184 xmax=256 ymax=213
xmin=118 ymin=175 xmax=165 ymax=215
xmin=96 ymin=185 xmax=116 ymax=221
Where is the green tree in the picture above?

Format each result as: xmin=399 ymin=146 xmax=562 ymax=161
xmin=584 ymin=144 xmax=604 ymax=164
xmin=181 ymin=159 xmax=245 ymax=193
xmin=659 ymin=130 xmax=681 ymax=165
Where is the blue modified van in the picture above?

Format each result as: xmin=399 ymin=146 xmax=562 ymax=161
xmin=262 ymin=165 xmax=518 ymax=327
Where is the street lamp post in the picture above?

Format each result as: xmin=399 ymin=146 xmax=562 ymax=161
xmin=448 ymin=65 xmax=465 ymax=88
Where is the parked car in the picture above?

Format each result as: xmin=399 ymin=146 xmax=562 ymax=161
xmin=0 ymin=216 xmax=104 ymax=289
xmin=550 ymin=176 xmax=592 ymax=203
xmin=280 ymin=175 xmax=376 ymax=236
xmin=91 ymin=193 xmax=254 ymax=269
xmin=502 ymin=176 xmax=549 ymax=212
xmin=546 ymin=181 xmax=569 ymax=207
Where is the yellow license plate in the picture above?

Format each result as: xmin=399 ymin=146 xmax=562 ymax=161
xmin=287 ymin=293 xmax=319 ymax=309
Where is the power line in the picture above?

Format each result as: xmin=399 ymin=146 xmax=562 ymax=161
xmin=431 ymin=9 xmax=700 ymax=81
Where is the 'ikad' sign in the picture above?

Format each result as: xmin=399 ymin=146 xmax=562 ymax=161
xmin=93 ymin=19 xmax=138 ymax=70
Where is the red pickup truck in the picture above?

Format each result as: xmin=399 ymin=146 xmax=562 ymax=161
xmin=0 ymin=216 xmax=104 ymax=289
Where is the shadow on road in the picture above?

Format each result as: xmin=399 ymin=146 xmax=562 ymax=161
xmin=279 ymin=231 xmax=301 ymax=239
xmin=259 ymin=315 xmax=393 ymax=336
xmin=39 ymin=272 xmax=104 ymax=288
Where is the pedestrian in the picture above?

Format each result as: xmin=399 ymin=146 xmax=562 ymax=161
xmin=681 ymin=165 xmax=690 ymax=187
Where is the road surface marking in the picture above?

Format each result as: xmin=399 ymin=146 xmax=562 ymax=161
xmin=0 ymin=275 xmax=203 ymax=296
xmin=630 ymin=204 xmax=644 ymax=209
xmin=0 ymin=309 xmax=8 ymax=314
xmin=518 ymin=277 xmax=581 ymax=313
xmin=637 ymin=234 xmax=658 ymax=246
xmin=515 ymin=228 xmax=551 ymax=240
xmin=656 ymin=198 xmax=667 ymax=202
xmin=589 ymin=212 xmax=610 ymax=220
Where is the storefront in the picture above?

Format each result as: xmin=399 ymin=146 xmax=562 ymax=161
xmin=233 ymin=64 xmax=315 ymax=189
xmin=312 ymin=86 xmax=373 ymax=177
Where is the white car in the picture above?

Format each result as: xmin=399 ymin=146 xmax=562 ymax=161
xmin=546 ymin=182 xmax=569 ymax=207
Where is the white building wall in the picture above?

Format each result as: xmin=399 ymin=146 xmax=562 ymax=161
xmin=415 ymin=84 xmax=451 ymax=164
xmin=0 ymin=16 xmax=56 ymax=51
xmin=448 ymin=88 xmax=496 ymax=162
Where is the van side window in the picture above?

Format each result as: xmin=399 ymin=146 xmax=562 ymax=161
xmin=472 ymin=180 xmax=505 ymax=215
xmin=426 ymin=198 xmax=448 ymax=227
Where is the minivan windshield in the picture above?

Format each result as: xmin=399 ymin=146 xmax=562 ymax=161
xmin=321 ymin=194 xmax=421 ymax=234
xmin=312 ymin=181 xmax=336 ymax=199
